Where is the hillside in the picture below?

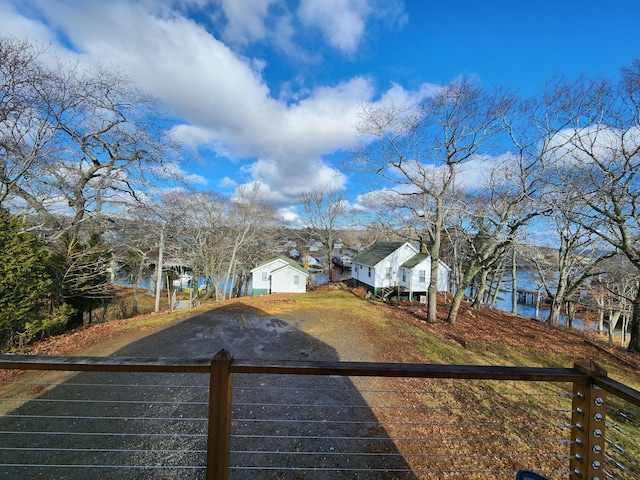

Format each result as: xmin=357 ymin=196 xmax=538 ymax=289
xmin=9 ymin=285 xmax=639 ymax=385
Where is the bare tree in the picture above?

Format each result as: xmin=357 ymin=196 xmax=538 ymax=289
xmin=527 ymin=196 xmax=613 ymax=327
xmin=159 ymin=186 xmax=276 ymax=301
xmin=1 ymin=36 xmax=187 ymax=321
xmin=355 ymin=78 xmax=513 ymax=323
xmin=298 ymin=186 xmax=349 ymax=282
xmin=177 ymin=191 xmax=229 ymax=300
xmin=352 ymin=190 xmax=405 ymax=242
xmin=1 ymin=36 xmax=184 ymax=240
xmin=112 ymin=213 xmax=163 ymax=316
xmin=551 ymin=61 xmax=640 ymax=352
xmin=0 ymin=37 xmax=55 ymax=206
xmin=589 ymin=256 xmax=638 ymax=346
xmin=221 ymin=183 xmax=277 ymax=299
xmin=49 ymin=229 xmax=116 ymax=327
xmin=444 ymin=153 xmax=543 ymax=324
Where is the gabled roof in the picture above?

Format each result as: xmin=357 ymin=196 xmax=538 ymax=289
xmin=251 ymin=255 xmax=308 ymax=275
xmin=352 ymin=241 xmax=407 ymax=266
xmin=400 ymin=253 xmax=452 ymax=271
xmin=400 ymin=253 xmax=429 ymax=269
xmin=271 ymin=263 xmax=309 ymax=277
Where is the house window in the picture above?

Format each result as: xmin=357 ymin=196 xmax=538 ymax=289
xmin=386 ymin=267 xmax=392 ymax=279
xmin=293 ymin=275 xmax=300 ymax=286
xmin=402 ymin=271 xmax=406 ymax=282
xmin=419 ymin=270 xmax=426 ymax=282
xmin=262 ymin=271 xmax=268 ymax=281
xmin=368 ymin=267 xmax=371 ymax=277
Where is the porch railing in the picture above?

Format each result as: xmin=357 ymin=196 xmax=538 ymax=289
xmin=0 ymin=351 xmax=638 ymax=479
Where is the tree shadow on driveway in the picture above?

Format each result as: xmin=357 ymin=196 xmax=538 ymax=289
xmin=0 ymin=302 xmax=418 ymax=479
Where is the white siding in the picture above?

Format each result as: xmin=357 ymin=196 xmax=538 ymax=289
xmin=251 ymin=264 xmax=274 ymax=292
xmin=352 ymin=243 xmax=418 ymax=290
xmin=437 ymin=263 xmax=450 ymax=291
xmin=398 ymin=258 xmax=450 ymax=293
xmin=271 ymin=267 xmax=306 ymax=293
xmin=251 ymin=258 xmax=308 ymax=294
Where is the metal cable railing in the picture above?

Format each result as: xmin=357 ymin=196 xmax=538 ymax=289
xmin=0 ymin=371 xmax=209 ymax=480
xmin=0 ymin=353 xmax=638 ymax=479
xmin=228 ymin=375 xmax=574 ymax=479
xmin=602 ymin=400 xmax=640 ymax=479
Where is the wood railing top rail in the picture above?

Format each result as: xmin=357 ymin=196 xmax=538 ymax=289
xmin=229 ymin=358 xmax=585 ymax=382
xmin=0 ymin=354 xmax=212 ymax=373
xmin=593 ymin=375 xmax=640 ymax=407
xmin=1 ymin=352 xmax=638 ymax=412
xmin=0 ymin=353 xmax=584 ymax=381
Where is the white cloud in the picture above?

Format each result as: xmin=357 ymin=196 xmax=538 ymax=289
xmin=0 ymin=3 xmax=52 ymax=46
xmin=298 ymin=0 xmax=367 ymax=53
xmin=170 ymin=124 xmax=217 ymax=147
xmin=1 ymin=0 xmax=412 ymax=208
xmin=277 ymin=206 xmax=300 ymax=224
xmin=219 ymin=176 xmax=237 ymax=188
xmin=455 ymin=155 xmax=506 ymax=190
xmin=239 ymin=156 xmax=347 ymax=205
xmin=545 ymin=126 xmax=640 ymax=166
xmin=218 ymin=0 xmax=278 ymax=45
xmin=298 ymin=0 xmax=407 ymax=54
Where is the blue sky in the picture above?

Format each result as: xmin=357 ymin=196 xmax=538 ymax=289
xmin=2 ymin=0 xmax=639 ymax=222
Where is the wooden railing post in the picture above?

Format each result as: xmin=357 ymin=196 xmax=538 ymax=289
xmin=570 ymin=359 xmax=607 ymax=480
xmin=207 ymin=349 xmax=234 ymax=480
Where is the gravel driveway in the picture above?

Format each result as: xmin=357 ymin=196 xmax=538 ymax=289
xmin=0 ymin=300 xmax=417 ymax=479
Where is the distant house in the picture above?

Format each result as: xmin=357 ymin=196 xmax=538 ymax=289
xmin=251 ymin=256 xmax=309 ymax=295
xmin=307 ymin=239 xmax=323 ymax=252
xmin=332 ymin=254 xmax=352 ymax=268
xmin=351 ymin=241 xmax=450 ymax=299
xmin=301 ymin=254 xmax=320 ymax=269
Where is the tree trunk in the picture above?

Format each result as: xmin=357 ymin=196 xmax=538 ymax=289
xmin=627 ymin=288 xmax=640 ymax=353
xmin=567 ymin=302 xmax=575 ymax=329
xmin=328 ymin=242 xmax=334 ymax=283
xmin=548 ymin=269 xmax=569 ymax=327
xmin=471 ymin=270 xmax=489 ymax=309
xmin=132 ymin=285 xmax=139 ymax=316
xmin=596 ymin=299 xmax=604 ymax=334
xmin=511 ymin=249 xmax=518 ymax=315
xmin=447 ymin=264 xmax=480 ymax=324
xmin=132 ymin=260 xmax=146 ymax=316
xmin=427 ymin=198 xmax=444 ymax=323
xmin=489 ymin=270 xmax=503 ymax=308
xmin=607 ymin=310 xmax=620 ymax=345
xmin=547 ymin=295 xmax=562 ymax=327
xmin=447 ymin=288 xmax=466 ymax=325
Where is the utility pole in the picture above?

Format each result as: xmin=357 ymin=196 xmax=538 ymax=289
xmin=155 ymin=228 xmax=164 ymax=313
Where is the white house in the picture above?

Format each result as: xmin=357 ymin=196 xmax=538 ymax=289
xmin=351 ymin=242 xmax=419 ymax=295
xmin=251 ymin=256 xmax=309 ymax=295
xmin=351 ymin=241 xmax=450 ymax=299
xmin=398 ymin=253 xmax=451 ymax=299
